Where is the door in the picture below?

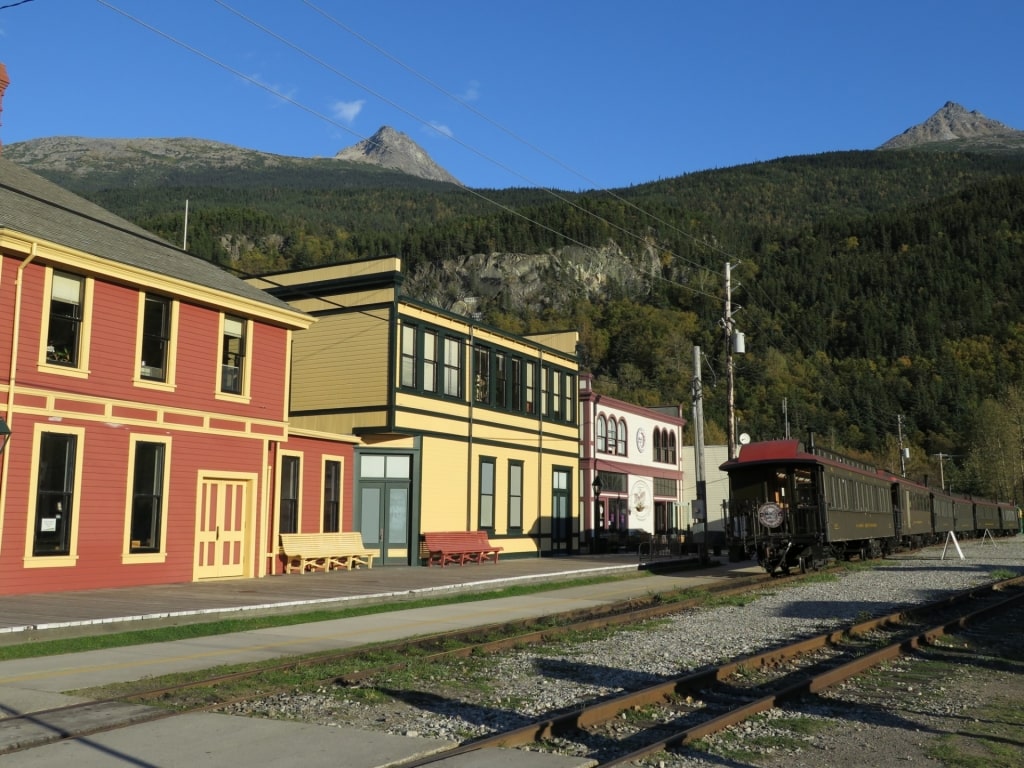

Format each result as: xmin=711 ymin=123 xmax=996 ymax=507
xmin=551 ymin=467 xmax=572 ymax=555
xmin=195 ymin=475 xmax=252 ymax=579
xmin=357 ymin=453 xmax=413 ymax=565
xmin=360 ymin=482 xmax=411 ymax=565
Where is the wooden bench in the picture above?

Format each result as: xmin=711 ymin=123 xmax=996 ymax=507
xmin=424 ymin=531 xmax=502 ymax=567
xmin=279 ymin=532 xmax=375 ymax=573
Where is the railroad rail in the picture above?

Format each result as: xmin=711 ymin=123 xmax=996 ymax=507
xmin=5 ymin=570 xmax=1020 ymax=764
xmin=380 ymin=576 xmax=1024 ymax=767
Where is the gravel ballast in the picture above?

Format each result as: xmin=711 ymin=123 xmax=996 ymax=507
xmin=223 ymin=536 xmax=1024 ymax=767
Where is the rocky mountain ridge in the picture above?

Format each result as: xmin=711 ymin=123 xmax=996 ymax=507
xmin=334 ymin=126 xmax=458 ymax=184
xmin=5 ymin=104 xmax=1023 ymax=188
xmin=879 ymin=101 xmax=1024 ymax=149
xmin=2 ymin=126 xmax=458 ymax=186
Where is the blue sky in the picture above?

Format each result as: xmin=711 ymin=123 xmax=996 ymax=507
xmin=1 ymin=0 xmax=1022 ymax=190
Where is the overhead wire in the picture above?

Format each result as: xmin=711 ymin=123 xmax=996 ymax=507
xmin=93 ymin=1 xmax=813 ymax=367
xmin=213 ymin=0 xmax=731 ymax=301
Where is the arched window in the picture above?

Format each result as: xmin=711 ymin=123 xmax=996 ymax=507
xmin=617 ymin=419 xmax=627 ymax=456
xmin=653 ymin=428 xmax=663 ymax=463
xmin=596 ymin=415 xmax=607 ymax=453
xmin=606 ymin=417 xmax=617 ymax=455
xmin=667 ymin=431 xmax=677 ymax=464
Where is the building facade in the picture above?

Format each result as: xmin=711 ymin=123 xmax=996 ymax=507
xmin=0 ymin=157 xmax=360 ymax=594
xmin=250 ymin=258 xmax=581 ymax=563
xmin=578 ymin=374 xmax=687 ymax=552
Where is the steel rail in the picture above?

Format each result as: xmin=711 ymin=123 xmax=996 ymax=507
xmin=384 ymin=576 xmax=1024 ymax=768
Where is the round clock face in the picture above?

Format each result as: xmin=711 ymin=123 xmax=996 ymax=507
xmin=636 ymin=428 xmax=646 ymax=452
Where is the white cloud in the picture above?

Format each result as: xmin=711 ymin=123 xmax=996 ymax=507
xmin=461 ymin=80 xmax=480 ymax=102
xmin=332 ymin=99 xmax=365 ymax=124
xmin=428 ymin=121 xmax=453 ymax=138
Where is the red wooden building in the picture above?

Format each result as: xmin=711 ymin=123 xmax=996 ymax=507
xmin=0 ymin=157 xmax=354 ymax=595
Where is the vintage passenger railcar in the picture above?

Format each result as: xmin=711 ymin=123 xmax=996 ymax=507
xmin=723 ymin=437 xmax=1018 ymax=575
xmin=721 ymin=437 xmax=896 ymax=574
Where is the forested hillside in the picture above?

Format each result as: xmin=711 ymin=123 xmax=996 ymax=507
xmin=12 ymin=144 xmax=1024 ymax=500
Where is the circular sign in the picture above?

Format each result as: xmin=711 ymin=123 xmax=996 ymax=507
xmin=739 ymin=432 xmax=751 ymax=445
xmin=757 ymin=502 xmax=784 ymax=528
xmin=635 ymin=427 xmax=646 ymax=453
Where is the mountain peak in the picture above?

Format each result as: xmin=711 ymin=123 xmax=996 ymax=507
xmin=880 ymin=102 xmax=1023 ymax=149
xmin=334 ymin=126 xmax=458 ymax=184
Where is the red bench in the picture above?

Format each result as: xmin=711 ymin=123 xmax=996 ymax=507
xmin=424 ymin=531 xmax=503 ymax=567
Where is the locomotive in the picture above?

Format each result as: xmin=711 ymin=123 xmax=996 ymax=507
xmin=721 ymin=436 xmax=1019 ymax=575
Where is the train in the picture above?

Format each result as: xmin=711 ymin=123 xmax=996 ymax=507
xmin=720 ymin=436 xmax=1020 ymax=575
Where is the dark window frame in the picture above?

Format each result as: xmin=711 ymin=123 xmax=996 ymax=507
xmin=129 ymin=441 xmax=166 ymax=553
xmin=279 ymin=455 xmax=300 ymax=534
xmin=33 ymin=432 xmax=78 ymax=556
xmin=323 ymin=459 xmax=341 ymax=533
xmin=141 ymin=294 xmax=171 ymax=382
xmin=46 ymin=271 xmax=84 ymax=367
xmin=221 ymin=314 xmax=246 ymax=395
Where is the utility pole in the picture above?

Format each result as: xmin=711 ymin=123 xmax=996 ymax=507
xmin=931 ymin=452 xmax=960 ymax=491
xmin=897 ymin=414 xmax=907 ymax=476
xmin=692 ymin=346 xmax=708 ymax=563
xmin=724 ymin=262 xmax=737 ymax=460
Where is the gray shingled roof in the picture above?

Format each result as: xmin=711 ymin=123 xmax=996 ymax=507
xmin=0 ymin=156 xmax=300 ymax=318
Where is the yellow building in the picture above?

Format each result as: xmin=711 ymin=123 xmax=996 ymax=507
xmin=250 ymin=257 xmax=580 ymax=565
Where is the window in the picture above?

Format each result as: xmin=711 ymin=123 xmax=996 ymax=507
xmin=617 ymin=419 xmax=627 ymax=455
xmin=443 ymin=337 xmax=463 ymax=397
xmin=33 ymin=432 xmax=78 ymax=556
xmin=607 ymin=418 xmax=618 ymax=455
xmin=562 ymin=373 xmax=574 ymax=423
xmin=47 ymin=272 xmax=84 ymax=366
xmin=525 ymin=361 xmax=536 ymax=413
xmin=423 ymin=331 xmax=438 ymax=392
xmin=323 ymin=460 xmax=341 ymax=532
xmin=665 ymin=430 xmax=676 ymax=464
xmin=495 ymin=352 xmax=507 ymax=408
xmin=473 ymin=346 xmax=490 ymax=403
xmin=596 ymin=415 xmax=607 ymax=453
xmin=551 ymin=369 xmax=562 ymax=418
xmin=279 ymin=455 xmax=300 ymax=534
xmin=130 ymin=441 xmax=166 ymax=553
xmin=654 ymin=429 xmax=663 ymax=462
xmin=508 ymin=461 xmax=523 ymax=531
xmin=510 ymin=358 xmax=522 ymax=411
xmin=540 ymin=366 xmax=549 ymax=416
xmin=221 ymin=315 xmax=246 ymax=394
xmin=140 ymin=295 xmax=171 ymax=381
xmin=479 ymin=457 xmax=495 ymax=529
xmin=400 ymin=324 xmax=417 ymax=388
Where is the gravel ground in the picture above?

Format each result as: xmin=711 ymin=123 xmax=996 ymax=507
xmin=223 ymin=536 xmax=1024 ymax=767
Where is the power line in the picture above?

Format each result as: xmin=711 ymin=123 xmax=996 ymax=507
xmin=96 ymin=0 xmax=728 ymax=307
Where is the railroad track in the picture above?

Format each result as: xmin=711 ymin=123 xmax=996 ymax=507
xmin=378 ymin=576 xmax=1024 ymax=767
xmin=5 ymin=569 xmax=1018 ymax=764
xmin=0 ymin=571 xmax=774 ymax=756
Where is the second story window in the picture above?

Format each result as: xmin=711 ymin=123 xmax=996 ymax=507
xmin=473 ymin=346 xmax=490 ymax=403
xmin=47 ymin=272 xmax=84 ymax=367
xmin=423 ymin=331 xmax=438 ymax=392
xmin=495 ymin=352 xmax=507 ymax=408
xmin=596 ymin=415 xmax=607 ymax=452
xmin=400 ymin=324 xmax=417 ymax=388
xmin=221 ymin=315 xmax=246 ymax=395
xmin=443 ymin=337 xmax=463 ymax=398
xmin=140 ymin=295 xmax=171 ymax=381
xmin=525 ymin=361 xmax=536 ymax=413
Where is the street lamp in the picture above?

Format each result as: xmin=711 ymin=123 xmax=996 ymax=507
xmin=0 ymin=417 xmax=10 ymax=453
xmin=592 ymin=474 xmax=602 ymax=554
